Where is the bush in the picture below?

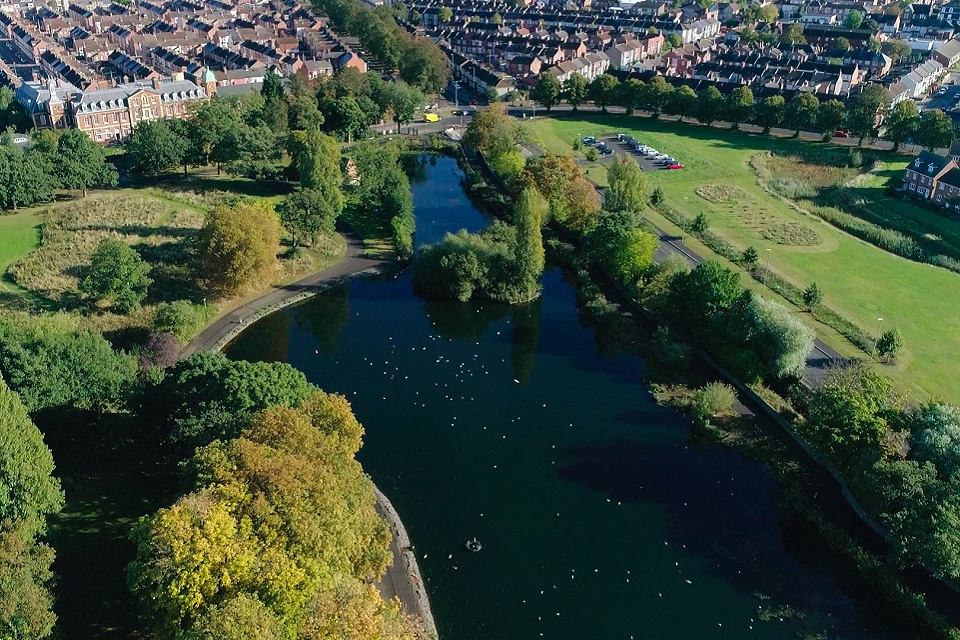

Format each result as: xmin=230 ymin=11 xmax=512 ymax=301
xmin=154 ymin=300 xmax=211 ymax=341
xmin=140 ymin=332 xmax=180 ymax=370
xmin=691 ymin=382 xmax=738 ymax=421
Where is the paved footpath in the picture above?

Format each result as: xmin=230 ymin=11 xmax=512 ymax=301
xmin=183 ymin=230 xmax=438 ymax=637
xmin=184 ymin=227 xmax=379 ymax=357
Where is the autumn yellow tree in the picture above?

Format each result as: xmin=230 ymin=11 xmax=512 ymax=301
xmin=201 ymin=200 xmax=280 ymax=297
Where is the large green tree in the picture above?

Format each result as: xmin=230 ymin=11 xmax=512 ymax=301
xmin=816 ymin=99 xmax=847 ymax=140
xmin=563 ymin=74 xmax=589 ymax=111
xmin=80 ymin=238 xmax=152 ymax=314
xmin=883 ymin=100 xmax=919 ymax=151
xmin=743 ymin=295 xmax=815 ymax=378
xmin=785 ymin=92 xmax=819 ymax=137
xmin=531 ymin=73 xmax=562 ymax=111
xmin=512 ymin=188 xmax=547 ymax=301
xmin=605 ymin=156 xmax=649 ymax=214
xmin=125 ymin=120 xmax=187 ymax=176
xmin=640 ymin=76 xmax=672 ymax=117
xmin=0 ymin=147 xmax=56 ymax=210
xmin=587 ymin=74 xmax=620 ymax=111
xmin=917 ymin=109 xmax=954 ymax=150
xmin=754 ymin=95 xmax=785 ymax=134
xmin=55 ymin=129 xmax=118 ymax=196
xmin=696 ymin=86 xmax=724 ymax=125
xmin=847 ymin=84 xmax=887 ymax=145
xmin=277 ymin=186 xmax=344 ymax=248
xmin=201 ymin=201 xmax=280 ymax=298
xmin=725 ymin=86 xmax=754 ymax=129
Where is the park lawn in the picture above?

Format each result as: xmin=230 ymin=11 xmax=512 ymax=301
xmin=0 ymin=211 xmax=41 ymax=291
xmin=532 ymin=114 xmax=960 ymax=403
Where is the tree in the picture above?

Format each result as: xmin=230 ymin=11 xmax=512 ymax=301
xmin=588 ymin=74 xmax=620 ymax=111
xmin=754 ymin=95 xmax=785 ymax=133
xmin=0 ymin=147 xmax=56 ymax=210
xmin=780 ymin=23 xmax=806 ymax=45
xmin=741 ymin=246 xmax=760 ymax=269
xmin=616 ymin=79 xmax=645 ymax=115
xmin=665 ymin=33 xmax=682 ymax=48
xmin=201 ymin=201 xmax=280 ymax=298
xmin=876 ymin=327 xmax=903 ymax=361
xmin=55 ymin=128 xmax=118 ymax=196
xmin=785 ymin=92 xmax=819 ymax=137
xmin=817 ymin=99 xmax=847 ymax=140
xmin=520 ymin=154 xmax=600 ymax=232
xmin=277 ymin=186 xmax=344 ymax=248
xmin=759 ymin=4 xmax=779 ymax=21
xmin=0 ymin=85 xmax=31 ymax=132
xmin=606 ymin=156 xmax=649 ymax=214
xmin=696 ymin=86 xmax=724 ymax=125
xmin=0 ymin=378 xmax=63 ymax=640
xmin=917 ymin=110 xmax=954 ymax=150
xmin=801 ymin=282 xmax=823 ymax=310
xmin=531 ymin=73 xmax=562 ymax=111
xmin=725 ymin=86 xmax=754 ymax=129
xmin=79 ymin=238 xmax=152 ymax=313
xmin=492 ymin=11 xmax=502 ymax=23
xmin=691 ymin=211 xmax=709 ymax=233
xmin=381 ymin=81 xmax=424 ymax=129
xmin=639 ymin=76 xmax=672 ymax=116
xmin=286 ymin=78 xmax=324 ymax=131
xmin=831 ymin=36 xmax=851 ymax=55
xmin=326 ymin=96 xmax=368 ymax=142
xmin=398 ymin=38 xmax=450 ymax=93
xmin=745 ymin=295 xmax=815 ymax=378
xmin=512 ymin=188 xmax=547 ymax=300
xmin=462 ymin=103 xmax=516 ymax=156
xmin=883 ymin=39 xmax=912 ymax=64
xmin=844 ymin=9 xmax=863 ymax=28
xmin=910 ymin=404 xmax=960 ymax=478
xmin=438 ymin=6 xmax=452 ymax=21
xmin=587 ymin=211 xmax=658 ymax=287
xmin=847 ymin=84 xmax=887 ymax=145
xmin=563 ymin=74 xmax=589 ymax=111
xmin=666 ymin=85 xmax=697 ymax=121
xmin=288 ymin=128 xmax=342 ymax=189
xmin=664 ymin=261 xmax=743 ymax=338
xmin=125 ymin=120 xmax=187 ymax=176
xmin=802 ymin=364 xmax=895 ymax=465
xmin=883 ymin=100 xmax=919 ymax=151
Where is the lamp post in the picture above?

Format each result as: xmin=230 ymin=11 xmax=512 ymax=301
xmin=872 ymin=317 xmax=884 ymax=357
xmin=682 ymin=196 xmax=688 ymax=244
xmin=762 ymin=248 xmax=772 ymax=296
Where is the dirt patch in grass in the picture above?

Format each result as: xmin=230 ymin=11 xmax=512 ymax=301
xmin=762 ymin=221 xmax=823 ymax=246
xmin=695 ymin=184 xmax=749 ymax=204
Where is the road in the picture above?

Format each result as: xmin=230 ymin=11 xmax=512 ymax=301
xmin=0 ymin=38 xmax=42 ymax=82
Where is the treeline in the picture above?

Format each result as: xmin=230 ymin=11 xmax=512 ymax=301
xmin=0 ymin=377 xmax=63 ymax=639
xmin=0 ymin=128 xmax=117 ymax=210
xmin=461 ymin=104 xmax=814 ymax=383
xmin=798 ymin=365 xmax=960 ymax=583
xmin=310 ymin=0 xmax=449 ymax=93
xmin=0 ymin=311 xmax=422 ymax=638
xmin=532 ymin=73 xmax=954 ymax=148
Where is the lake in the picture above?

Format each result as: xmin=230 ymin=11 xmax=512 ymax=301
xmin=225 ymin=153 xmax=893 ymax=640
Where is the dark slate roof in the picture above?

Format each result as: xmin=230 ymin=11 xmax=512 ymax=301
xmin=908 ymin=150 xmax=952 ymax=178
xmin=938 ymin=167 xmax=960 ymax=188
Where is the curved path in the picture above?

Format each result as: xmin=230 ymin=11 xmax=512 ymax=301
xmin=184 ymin=227 xmax=377 ymax=357
xmin=183 ymin=229 xmax=438 ymax=637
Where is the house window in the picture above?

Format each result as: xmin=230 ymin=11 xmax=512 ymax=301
xmin=938 ymin=194 xmax=943 ymax=201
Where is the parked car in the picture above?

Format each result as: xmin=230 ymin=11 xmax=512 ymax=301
xmin=645 ymin=149 xmax=659 ymax=156
xmin=935 ymin=88 xmax=947 ymax=97
xmin=667 ymin=163 xmax=684 ymax=170
xmin=616 ymin=133 xmax=628 ymax=141
xmin=834 ymin=129 xmax=849 ymax=138
xmin=600 ymin=147 xmax=614 ymax=155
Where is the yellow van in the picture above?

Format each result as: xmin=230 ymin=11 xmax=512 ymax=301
xmin=424 ymin=113 xmax=440 ymax=123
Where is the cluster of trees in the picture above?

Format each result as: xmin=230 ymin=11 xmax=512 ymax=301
xmin=311 ymin=0 xmax=449 ymax=93
xmin=415 ymin=187 xmax=545 ymax=303
xmin=800 ymin=365 xmax=960 ymax=580
xmin=0 ymin=129 xmax=117 ymax=210
xmin=533 ymin=73 xmax=909 ymax=145
xmin=130 ymin=352 xmax=419 ymax=639
xmin=348 ymin=142 xmax=415 ymax=258
xmin=883 ymin=99 xmax=954 ymax=151
xmin=651 ymin=261 xmax=815 ymax=381
xmin=0 ymin=377 xmax=64 ymax=639
xmin=124 ymin=70 xmax=426 ymax=179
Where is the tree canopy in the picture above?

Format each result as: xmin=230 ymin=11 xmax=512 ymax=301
xmin=201 ymin=201 xmax=280 ymax=298
xmin=80 ymin=238 xmax=152 ymax=314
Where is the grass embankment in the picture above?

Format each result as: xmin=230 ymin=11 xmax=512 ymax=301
xmin=532 ymin=115 xmax=960 ymax=404
xmin=1 ymin=185 xmax=345 ymax=337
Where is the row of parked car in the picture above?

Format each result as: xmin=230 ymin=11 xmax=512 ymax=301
xmin=615 ymin=133 xmax=683 ymax=170
xmin=581 ymin=136 xmax=615 ymax=155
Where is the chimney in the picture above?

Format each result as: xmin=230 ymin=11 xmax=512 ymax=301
xmin=152 ymin=76 xmax=161 ymax=90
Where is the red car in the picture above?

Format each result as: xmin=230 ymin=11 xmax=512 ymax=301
xmin=470 ymin=99 xmax=478 ymax=105
xmin=835 ymin=129 xmax=849 ymax=138
xmin=667 ymin=163 xmax=684 ymax=169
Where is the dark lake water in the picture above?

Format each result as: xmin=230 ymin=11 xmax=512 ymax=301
xmin=225 ymin=154 xmax=890 ymax=640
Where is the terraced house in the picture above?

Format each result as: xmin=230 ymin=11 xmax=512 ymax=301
xmin=902 ymin=150 xmax=957 ymax=201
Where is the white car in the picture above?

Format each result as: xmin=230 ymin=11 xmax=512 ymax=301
xmin=653 ymin=153 xmax=669 ymax=160
xmin=645 ymin=149 xmax=660 ymax=156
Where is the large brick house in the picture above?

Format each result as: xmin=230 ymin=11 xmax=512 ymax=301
xmin=902 ymin=150 xmax=956 ymax=199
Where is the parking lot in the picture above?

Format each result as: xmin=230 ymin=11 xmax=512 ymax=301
xmin=581 ymin=134 xmax=684 ymax=172
xmin=0 ymin=39 xmax=42 ymax=82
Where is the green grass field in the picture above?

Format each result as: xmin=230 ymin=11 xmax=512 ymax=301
xmin=0 ymin=211 xmax=40 ymax=291
xmin=532 ymin=114 xmax=960 ymax=403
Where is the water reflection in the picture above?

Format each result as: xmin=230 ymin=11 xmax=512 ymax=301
xmin=510 ymin=298 xmax=541 ymax=385
xmin=294 ymin=284 xmax=350 ymax=356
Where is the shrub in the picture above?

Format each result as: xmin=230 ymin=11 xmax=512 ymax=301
xmin=154 ymin=300 xmax=211 ymax=341
xmin=140 ymin=332 xmax=180 ymax=370
xmin=691 ymin=382 xmax=737 ymax=420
